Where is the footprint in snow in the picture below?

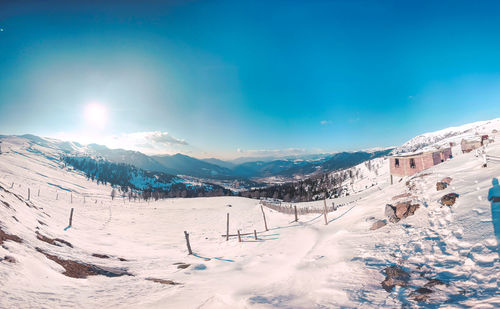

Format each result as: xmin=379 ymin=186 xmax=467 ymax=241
xmin=472 ymin=208 xmax=484 ymax=215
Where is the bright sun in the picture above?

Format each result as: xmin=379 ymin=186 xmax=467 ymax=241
xmin=84 ymin=103 xmax=108 ymax=128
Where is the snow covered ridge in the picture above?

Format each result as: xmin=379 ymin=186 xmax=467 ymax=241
xmin=394 ymin=118 xmax=500 ymax=154
xmin=0 ymin=136 xmax=233 ymax=198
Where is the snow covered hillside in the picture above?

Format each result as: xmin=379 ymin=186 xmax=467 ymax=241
xmin=0 ymin=124 xmax=499 ymax=308
xmin=395 ymin=118 xmax=500 ymax=154
xmin=243 ymin=156 xmax=390 ymax=202
xmin=0 ymin=136 xmax=232 ymax=198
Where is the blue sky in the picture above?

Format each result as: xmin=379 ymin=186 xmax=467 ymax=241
xmin=1 ymin=0 xmax=500 ymax=159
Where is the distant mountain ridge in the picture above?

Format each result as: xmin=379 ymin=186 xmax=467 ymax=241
xmin=0 ymin=134 xmax=396 ymax=182
xmin=151 ymin=153 xmax=235 ymax=179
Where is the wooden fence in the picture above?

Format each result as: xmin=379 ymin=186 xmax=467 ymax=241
xmin=260 ymin=200 xmax=343 ymax=215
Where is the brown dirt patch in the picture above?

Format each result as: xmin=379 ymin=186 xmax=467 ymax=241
xmin=36 ymin=232 xmax=73 ymax=248
xmin=36 ymin=247 xmax=97 ymax=278
xmin=0 ymin=227 xmax=22 ymax=245
xmin=36 ymin=248 xmax=132 ymax=279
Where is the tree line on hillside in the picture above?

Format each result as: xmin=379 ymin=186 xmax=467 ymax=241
xmin=240 ymin=168 xmax=360 ymax=202
xmin=62 ymin=155 xmax=233 ymax=199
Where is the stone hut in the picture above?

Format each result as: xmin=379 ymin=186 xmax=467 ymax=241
xmin=390 ymin=148 xmax=452 ymax=177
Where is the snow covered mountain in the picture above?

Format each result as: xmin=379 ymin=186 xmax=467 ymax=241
xmin=151 ymin=153 xmax=235 ymax=179
xmin=0 ymin=136 xmax=232 ymax=198
xmin=0 ymin=134 xmax=394 ymax=182
xmin=86 ymin=143 xmax=169 ymax=174
xmin=395 ymin=118 xmax=500 ymax=154
xmin=0 ymin=119 xmax=499 ymax=307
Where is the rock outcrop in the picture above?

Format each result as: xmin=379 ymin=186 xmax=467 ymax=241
xmin=370 ymin=220 xmax=387 ymax=230
xmin=381 ymin=265 xmax=410 ymax=292
xmin=440 ymin=193 xmax=459 ymax=206
xmin=436 ymin=182 xmax=447 ymax=191
xmin=385 ymin=201 xmax=420 ymax=222
xmin=441 ymin=177 xmax=452 ymax=185
xmin=437 ymin=177 xmax=453 ymax=191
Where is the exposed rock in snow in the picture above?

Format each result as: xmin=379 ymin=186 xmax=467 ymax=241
xmin=436 ymin=177 xmax=453 ymax=191
xmin=145 ymin=278 xmax=180 ymax=285
xmin=440 ymin=193 xmax=459 ymax=206
xmin=436 ymin=181 xmax=448 ymax=191
xmin=409 ymin=287 xmax=433 ymax=302
xmin=441 ymin=177 xmax=453 ymax=185
xmin=381 ymin=265 xmax=410 ymax=292
xmin=370 ymin=220 xmax=387 ymax=230
xmin=385 ymin=201 xmax=420 ymax=222
xmin=2 ymin=255 xmax=16 ymax=263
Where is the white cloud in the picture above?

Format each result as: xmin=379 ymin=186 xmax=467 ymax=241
xmin=234 ymin=148 xmax=310 ymax=158
xmin=128 ymin=131 xmax=188 ymax=146
xmin=51 ymin=131 xmax=189 ymax=155
xmin=320 ymin=120 xmax=332 ymax=125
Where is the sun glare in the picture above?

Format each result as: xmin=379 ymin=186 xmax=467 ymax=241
xmin=84 ymin=103 xmax=108 ymax=128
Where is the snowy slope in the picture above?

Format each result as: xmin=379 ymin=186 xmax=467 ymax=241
xmin=395 ymin=118 xmax=500 ymax=154
xmin=0 ymin=125 xmax=499 ymax=308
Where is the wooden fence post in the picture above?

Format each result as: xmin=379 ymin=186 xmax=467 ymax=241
xmin=37 ymin=188 xmax=40 ymax=197
xmin=323 ymin=198 xmax=328 ymax=225
xmin=70 ymin=193 xmax=73 ymax=204
xmin=294 ymin=205 xmax=298 ymax=222
xmin=56 ymin=193 xmax=58 ymax=200
xmin=11 ymin=182 xmax=13 ymax=188
xmin=391 ymin=174 xmax=393 ymax=185
xmin=68 ymin=208 xmax=74 ymax=226
xmin=226 ymin=213 xmax=230 ymax=241
xmin=184 ymin=231 xmax=193 ymax=255
xmin=260 ymin=204 xmax=269 ymax=231
xmin=237 ymin=230 xmax=241 ymax=242
xmin=28 ymin=188 xmax=30 ymax=201
xmin=254 ymin=229 xmax=257 ymax=240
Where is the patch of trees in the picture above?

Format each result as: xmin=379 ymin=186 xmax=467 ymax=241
xmin=62 ymin=155 xmax=233 ymax=199
xmin=240 ymin=169 xmax=356 ymax=202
